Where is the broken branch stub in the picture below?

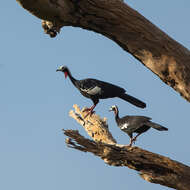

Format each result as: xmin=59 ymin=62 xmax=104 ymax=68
xmin=69 ymin=104 xmax=117 ymax=144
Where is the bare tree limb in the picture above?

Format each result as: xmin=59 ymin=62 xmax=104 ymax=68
xmin=64 ymin=130 xmax=190 ymax=190
xmin=16 ymin=0 xmax=190 ymax=101
xmin=15 ymin=0 xmax=190 ymax=188
xmin=64 ymin=105 xmax=190 ymax=190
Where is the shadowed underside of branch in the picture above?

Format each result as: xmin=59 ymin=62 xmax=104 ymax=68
xmin=16 ymin=0 xmax=190 ymax=101
xmin=65 ymin=105 xmax=190 ymax=190
xmin=64 ymin=130 xmax=190 ymax=190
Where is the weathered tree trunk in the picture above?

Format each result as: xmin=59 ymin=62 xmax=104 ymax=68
xmin=65 ymin=105 xmax=190 ymax=190
xmin=16 ymin=0 xmax=190 ymax=102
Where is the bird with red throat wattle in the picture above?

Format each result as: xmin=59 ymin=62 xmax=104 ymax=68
xmin=56 ymin=66 xmax=146 ymax=117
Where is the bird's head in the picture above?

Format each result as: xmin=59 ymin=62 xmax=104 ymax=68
xmin=109 ymin=105 xmax=118 ymax=115
xmin=56 ymin=66 xmax=69 ymax=78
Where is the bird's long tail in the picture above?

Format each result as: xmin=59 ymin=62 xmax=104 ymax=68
xmin=149 ymin=122 xmax=168 ymax=131
xmin=118 ymin=93 xmax=146 ymax=108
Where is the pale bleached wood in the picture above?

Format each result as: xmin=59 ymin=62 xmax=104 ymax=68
xmin=69 ymin=104 xmax=117 ymax=144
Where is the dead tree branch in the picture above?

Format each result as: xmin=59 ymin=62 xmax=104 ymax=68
xmin=64 ymin=130 xmax=190 ymax=190
xmin=16 ymin=0 xmax=190 ymax=101
xmin=69 ymin=104 xmax=117 ymax=144
xmin=64 ymin=105 xmax=190 ymax=190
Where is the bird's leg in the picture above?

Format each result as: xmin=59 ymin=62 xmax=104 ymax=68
xmin=132 ymin=133 xmax=142 ymax=144
xmin=128 ymin=138 xmax=133 ymax=147
xmin=127 ymin=134 xmax=133 ymax=147
xmin=83 ymin=104 xmax=97 ymax=118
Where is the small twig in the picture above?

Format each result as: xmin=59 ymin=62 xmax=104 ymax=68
xmin=41 ymin=20 xmax=61 ymax=38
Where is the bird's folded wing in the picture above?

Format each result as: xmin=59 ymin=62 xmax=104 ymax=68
xmin=121 ymin=116 xmax=151 ymax=126
xmin=80 ymin=86 xmax=102 ymax=95
xmin=79 ymin=79 xmax=102 ymax=95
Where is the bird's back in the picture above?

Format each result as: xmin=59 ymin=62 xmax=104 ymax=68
xmin=76 ymin=78 xmax=126 ymax=99
xmin=117 ymin=115 xmax=151 ymax=134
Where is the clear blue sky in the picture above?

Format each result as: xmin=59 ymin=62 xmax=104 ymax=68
xmin=1 ymin=1 xmax=190 ymax=190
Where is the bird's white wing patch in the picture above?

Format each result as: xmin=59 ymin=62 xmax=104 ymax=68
xmin=81 ymin=86 xmax=101 ymax=95
xmin=121 ymin=123 xmax=129 ymax=130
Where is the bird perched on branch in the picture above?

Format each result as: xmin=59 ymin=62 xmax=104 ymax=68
xmin=109 ymin=105 xmax=168 ymax=146
xmin=56 ymin=66 xmax=146 ymax=117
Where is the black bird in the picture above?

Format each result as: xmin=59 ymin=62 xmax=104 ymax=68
xmin=109 ymin=105 xmax=168 ymax=146
xmin=56 ymin=66 xmax=146 ymax=117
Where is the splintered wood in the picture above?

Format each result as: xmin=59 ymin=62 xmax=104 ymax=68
xmin=69 ymin=104 xmax=117 ymax=144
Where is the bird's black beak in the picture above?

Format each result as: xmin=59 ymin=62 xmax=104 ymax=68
xmin=56 ymin=69 xmax=61 ymax=72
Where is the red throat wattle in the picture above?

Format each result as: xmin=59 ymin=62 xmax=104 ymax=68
xmin=64 ymin=71 xmax=68 ymax=79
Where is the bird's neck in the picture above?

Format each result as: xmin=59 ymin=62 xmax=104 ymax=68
xmin=114 ymin=110 xmax=120 ymax=122
xmin=66 ymin=69 xmax=77 ymax=86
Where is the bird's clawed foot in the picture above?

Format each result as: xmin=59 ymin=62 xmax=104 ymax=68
xmin=128 ymin=137 xmax=138 ymax=147
xmin=83 ymin=105 xmax=96 ymax=118
xmin=83 ymin=108 xmax=95 ymax=119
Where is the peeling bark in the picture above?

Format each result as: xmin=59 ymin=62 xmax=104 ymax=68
xmin=65 ymin=105 xmax=190 ymax=190
xmin=16 ymin=0 xmax=190 ymax=101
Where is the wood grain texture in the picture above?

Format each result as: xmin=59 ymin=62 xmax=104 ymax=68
xmin=16 ymin=0 xmax=190 ymax=102
xmin=64 ymin=129 xmax=190 ymax=190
